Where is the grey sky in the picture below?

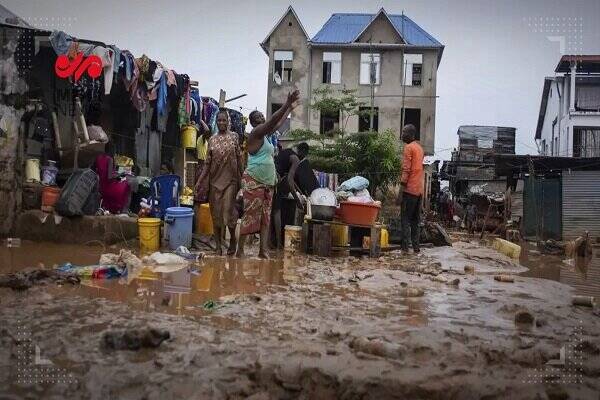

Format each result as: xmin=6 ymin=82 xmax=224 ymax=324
xmin=4 ymin=0 xmax=600 ymax=159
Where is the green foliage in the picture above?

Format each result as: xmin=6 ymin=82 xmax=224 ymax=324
xmin=289 ymin=87 xmax=402 ymax=197
xmin=307 ymin=129 xmax=402 ymax=196
xmin=310 ymin=86 xmax=365 ymax=135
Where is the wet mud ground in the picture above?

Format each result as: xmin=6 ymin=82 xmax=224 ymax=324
xmin=1 ymin=235 xmax=600 ymax=399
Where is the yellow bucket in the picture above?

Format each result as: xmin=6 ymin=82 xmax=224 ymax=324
xmin=284 ymin=225 xmax=303 ymax=253
xmin=381 ymin=228 xmax=389 ymax=248
xmin=195 ymin=203 xmax=213 ymax=235
xmin=138 ymin=217 xmax=161 ymax=252
xmin=332 ymin=225 xmax=348 ymax=246
xmin=181 ymin=125 xmax=197 ymax=149
xmin=363 ymin=228 xmax=389 ymax=249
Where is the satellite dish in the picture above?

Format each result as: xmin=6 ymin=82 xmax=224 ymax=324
xmin=274 ymin=72 xmax=282 ymax=85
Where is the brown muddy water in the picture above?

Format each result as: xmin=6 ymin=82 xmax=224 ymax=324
xmin=1 ymin=238 xmax=600 ymax=399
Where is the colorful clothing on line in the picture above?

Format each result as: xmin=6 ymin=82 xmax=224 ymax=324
xmin=239 ymin=173 xmax=273 ymax=235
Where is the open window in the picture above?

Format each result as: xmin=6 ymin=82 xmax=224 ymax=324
xmin=322 ymin=52 xmax=342 ymax=84
xmin=360 ymin=53 xmax=380 ymax=85
xmin=273 ymin=51 xmax=293 ymax=83
xmin=359 ymin=107 xmax=378 ymax=132
xmin=403 ymin=54 xmax=423 ymax=86
xmin=402 ymin=108 xmax=421 ymax=140
xmin=320 ymin=110 xmax=339 ymax=135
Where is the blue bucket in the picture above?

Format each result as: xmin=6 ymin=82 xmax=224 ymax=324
xmin=164 ymin=207 xmax=194 ymax=250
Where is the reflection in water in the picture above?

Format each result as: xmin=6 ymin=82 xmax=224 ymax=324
xmin=520 ymin=244 xmax=600 ymax=298
xmin=0 ymin=241 xmax=109 ymax=274
xmin=54 ymin=257 xmax=288 ymax=319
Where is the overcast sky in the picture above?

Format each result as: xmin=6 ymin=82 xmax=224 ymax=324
xmin=4 ymin=0 xmax=600 ymax=159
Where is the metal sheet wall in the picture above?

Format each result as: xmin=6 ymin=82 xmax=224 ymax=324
xmin=562 ymin=170 xmax=600 ymax=240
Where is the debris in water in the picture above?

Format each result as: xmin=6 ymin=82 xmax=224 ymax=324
xmin=572 ymin=296 xmax=596 ymax=308
xmin=350 ymin=337 xmax=405 ymax=359
xmin=494 ymin=275 xmax=514 ymax=283
xmin=399 ymin=287 xmax=424 ymax=297
xmin=203 ymin=299 xmax=217 ymax=311
xmin=102 ymin=328 xmax=170 ymax=351
xmin=514 ymin=310 xmax=534 ymax=325
xmin=464 ymin=265 xmax=475 ymax=274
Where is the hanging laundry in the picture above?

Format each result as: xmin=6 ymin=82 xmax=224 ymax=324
xmin=48 ymin=30 xmax=73 ymax=55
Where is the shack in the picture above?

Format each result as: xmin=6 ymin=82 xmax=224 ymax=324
xmin=495 ymin=154 xmax=600 ymax=241
xmin=441 ymin=125 xmax=516 ymax=200
xmin=0 ymin=6 xmax=246 ymax=237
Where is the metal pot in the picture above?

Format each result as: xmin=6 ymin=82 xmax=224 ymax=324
xmin=311 ymin=204 xmax=336 ymax=221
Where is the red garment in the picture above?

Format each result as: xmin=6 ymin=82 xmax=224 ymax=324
xmin=95 ymin=154 xmax=130 ymax=214
xmin=401 ymin=141 xmax=425 ymax=196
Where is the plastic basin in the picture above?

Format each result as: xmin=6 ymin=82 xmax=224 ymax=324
xmin=339 ymin=201 xmax=381 ymax=226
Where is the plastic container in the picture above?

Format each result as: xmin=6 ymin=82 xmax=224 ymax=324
xmin=339 ymin=201 xmax=381 ymax=226
xmin=165 ymin=207 xmax=194 ymax=250
xmin=195 ymin=203 xmax=213 ymax=235
xmin=181 ymin=125 xmax=198 ymax=149
xmin=41 ymin=161 xmax=59 ymax=185
xmin=139 ymin=217 xmax=161 ymax=253
xmin=25 ymin=158 xmax=41 ymax=183
xmin=380 ymin=228 xmax=389 ymax=248
xmin=332 ymin=224 xmax=348 ymax=247
xmin=41 ymin=186 xmax=60 ymax=213
xmin=284 ymin=225 xmax=303 ymax=253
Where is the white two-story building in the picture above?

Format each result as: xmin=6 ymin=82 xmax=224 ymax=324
xmin=536 ymin=55 xmax=600 ymax=157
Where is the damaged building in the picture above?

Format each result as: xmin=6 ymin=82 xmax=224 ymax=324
xmin=441 ymin=125 xmax=516 ymax=200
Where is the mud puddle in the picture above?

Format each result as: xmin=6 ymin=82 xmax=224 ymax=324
xmin=520 ymin=242 xmax=600 ymax=298
xmin=48 ymin=257 xmax=290 ymax=321
xmin=0 ymin=240 xmax=115 ymax=273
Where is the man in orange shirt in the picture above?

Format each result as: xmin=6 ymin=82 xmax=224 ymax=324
xmin=398 ymin=124 xmax=424 ymax=253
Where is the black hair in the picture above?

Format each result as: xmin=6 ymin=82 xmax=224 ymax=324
xmin=297 ymin=142 xmax=309 ymax=154
xmin=402 ymin=124 xmax=417 ymax=140
xmin=217 ymin=108 xmax=230 ymax=120
xmin=249 ymin=110 xmax=263 ymax=125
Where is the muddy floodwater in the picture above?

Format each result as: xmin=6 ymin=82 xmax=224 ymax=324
xmin=1 ymin=236 xmax=599 ymax=399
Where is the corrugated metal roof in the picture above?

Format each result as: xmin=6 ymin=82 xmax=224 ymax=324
xmin=311 ymin=12 xmax=442 ymax=47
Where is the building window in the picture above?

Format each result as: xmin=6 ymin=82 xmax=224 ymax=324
xmin=403 ymin=54 xmax=423 ymax=86
xmin=359 ymin=107 xmax=378 ymax=132
xmin=541 ymin=139 xmax=546 ymax=155
xmin=360 ymin=53 xmax=380 ymax=85
xmin=320 ymin=110 xmax=339 ymax=135
xmin=322 ymin=52 xmax=341 ymax=84
xmin=273 ymin=50 xmax=293 ymax=83
xmin=402 ymin=108 xmax=421 ymax=140
xmin=573 ymin=127 xmax=600 ymax=157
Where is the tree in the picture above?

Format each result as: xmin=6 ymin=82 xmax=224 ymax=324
xmin=287 ymin=87 xmax=402 ymax=198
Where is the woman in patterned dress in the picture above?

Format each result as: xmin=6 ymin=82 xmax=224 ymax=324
xmin=196 ymin=109 xmax=243 ymax=255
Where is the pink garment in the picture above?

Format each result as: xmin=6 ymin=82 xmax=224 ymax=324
xmin=95 ymin=154 xmax=130 ymax=214
xmin=166 ymin=70 xmax=177 ymax=86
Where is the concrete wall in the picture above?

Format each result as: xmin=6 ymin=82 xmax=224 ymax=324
xmin=264 ymin=13 xmax=440 ymax=155
xmin=264 ymin=10 xmax=310 ymax=131
xmin=356 ymin=14 xmax=404 ymax=44
xmin=304 ymin=47 xmax=439 ymax=154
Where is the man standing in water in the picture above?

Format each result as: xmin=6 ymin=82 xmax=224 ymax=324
xmin=398 ymin=124 xmax=424 ymax=254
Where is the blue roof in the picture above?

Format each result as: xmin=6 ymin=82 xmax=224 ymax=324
xmin=311 ymin=12 xmax=442 ymax=47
